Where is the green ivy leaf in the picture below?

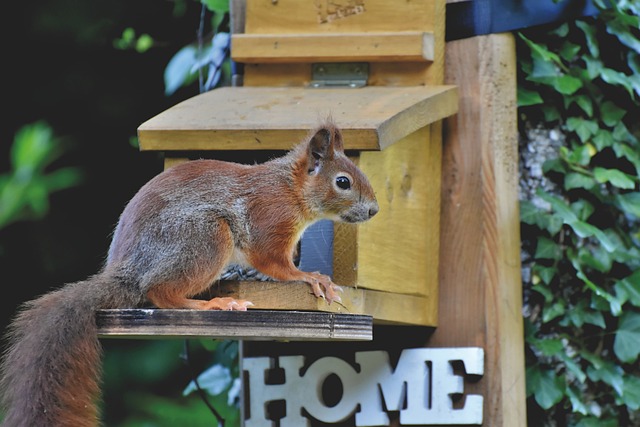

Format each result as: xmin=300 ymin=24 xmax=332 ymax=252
xmin=534 ymin=265 xmax=558 ymax=285
xmin=570 ymin=251 xmax=622 ymax=315
xmin=578 ymin=246 xmax=612 ymax=274
xmin=613 ymin=143 xmax=640 ymax=175
xmin=543 ymin=300 xmax=566 ymax=323
xmin=613 ymin=122 xmax=638 ymax=145
xmin=567 ymin=144 xmax=594 ymax=166
xmin=601 ymin=67 xmax=634 ymax=97
xmin=520 ymin=200 xmax=563 ymax=235
xmin=617 ymin=192 xmax=640 ymax=218
xmin=606 ymin=14 xmax=640 ymax=54
xmin=576 ymin=20 xmax=599 ymax=57
xmin=520 ymin=33 xmax=564 ymax=66
xmin=566 ymin=117 xmax=599 ymax=142
xmin=564 ymin=173 xmax=595 ymax=191
xmin=526 ymin=365 xmax=565 ymax=409
xmin=560 ymin=353 xmax=587 ymax=383
xmin=518 ymin=87 xmax=544 ymax=107
xmin=622 ymin=375 xmax=640 ymax=411
xmin=559 ymin=41 xmax=581 ymax=61
xmin=592 ymin=129 xmax=615 ymax=150
xmin=571 ymin=199 xmax=595 ymax=222
xmin=532 ymin=282 xmax=555 ymax=303
xmin=542 ymin=105 xmax=561 ymax=122
xmin=532 ymin=337 xmax=563 ymax=356
xmin=585 ymin=354 xmax=624 ymax=396
xmin=574 ymin=94 xmax=594 ymax=117
xmin=600 ymin=101 xmax=627 ymax=127
xmin=584 ymin=56 xmax=603 ymax=80
xmin=615 ymin=269 xmax=640 ymax=307
xmin=593 ymin=167 xmax=636 ymax=189
xmin=538 ymin=192 xmax=616 ymax=251
xmin=566 ymin=386 xmax=589 ymax=415
xmin=614 ymin=311 xmax=640 ymax=363
xmin=535 ymin=236 xmax=562 ymax=260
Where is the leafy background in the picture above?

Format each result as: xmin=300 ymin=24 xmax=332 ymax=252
xmin=518 ymin=0 xmax=640 ymax=425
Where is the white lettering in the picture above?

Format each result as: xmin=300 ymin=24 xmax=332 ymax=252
xmin=243 ymin=347 xmax=484 ymax=426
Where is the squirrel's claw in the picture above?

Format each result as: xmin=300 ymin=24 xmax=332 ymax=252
xmin=306 ymin=273 xmax=343 ymax=305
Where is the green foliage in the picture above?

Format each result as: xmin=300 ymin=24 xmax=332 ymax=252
xmin=519 ymin=1 xmax=640 ymax=425
xmin=102 ymin=340 xmax=240 ymax=426
xmin=113 ymin=27 xmax=154 ymax=53
xmin=0 ymin=122 xmax=81 ymax=230
xmin=163 ymin=0 xmax=231 ymax=95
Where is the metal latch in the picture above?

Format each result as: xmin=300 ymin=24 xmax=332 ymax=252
xmin=310 ymin=62 xmax=369 ymax=88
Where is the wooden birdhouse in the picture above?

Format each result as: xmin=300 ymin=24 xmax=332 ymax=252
xmin=134 ymin=0 xmax=457 ymax=328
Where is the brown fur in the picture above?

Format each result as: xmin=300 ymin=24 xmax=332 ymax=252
xmin=0 ymin=121 xmax=378 ymax=426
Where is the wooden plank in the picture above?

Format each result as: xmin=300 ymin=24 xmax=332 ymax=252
xmin=355 ymin=125 xmax=440 ymax=301
xmin=244 ymin=0 xmax=436 ymax=34
xmin=242 ymin=63 xmax=436 ymax=87
xmin=137 ymin=85 xmax=458 ymax=152
xmin=96 ymin=309 xmax=372 ymax=341
xmin=214 ymin=281 xmax=437 ymax=326
xmin=429 ymin=33 xmax=526 ymax=426
xmin=231 ymin=31 xmax=434 ymax=63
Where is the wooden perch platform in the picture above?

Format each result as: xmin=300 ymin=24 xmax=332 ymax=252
xmin=96 ymin=309 xmax=372 ymax=341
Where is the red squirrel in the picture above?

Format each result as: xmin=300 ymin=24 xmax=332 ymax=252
xmin=0 ymin=121 xmax=378 ymax=426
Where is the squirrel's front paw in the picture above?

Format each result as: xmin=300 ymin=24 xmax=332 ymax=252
xmin=204 ymin=297 xmax=254 ymax=311
xmin=307 ymin=273 xmax=343 ymax=304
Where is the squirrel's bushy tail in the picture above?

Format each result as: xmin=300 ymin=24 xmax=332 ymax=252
xmin=0 ymin=270 xmax=143 ymax=427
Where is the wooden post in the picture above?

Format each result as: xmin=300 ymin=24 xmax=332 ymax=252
xmin=427 ymin=32 xmax=527 ymax=425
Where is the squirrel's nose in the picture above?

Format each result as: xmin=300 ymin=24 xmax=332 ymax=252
xmin=368 ymin=203 xmax=379 ymax=218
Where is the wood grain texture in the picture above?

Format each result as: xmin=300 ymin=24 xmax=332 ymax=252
xmin=429 ymin=33 xmax=527 ymax=426
xmin=214 ymin=281 xmax=437 ymax=326
xmin=137 ymin=85 xmax=458 ymax=151
xmin=244 ymin=0 xmax=436 ymax=34
xmin=357 ymin=125 xmax=440 ymax=301
xmin=96 ymin=309 xmax=372 ymax=341
xmin=232 ymin=32 xmax=434 ymax=63
xmin=241 ymin=0 xmax=444 ymax=87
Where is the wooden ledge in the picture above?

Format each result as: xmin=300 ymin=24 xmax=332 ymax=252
xmin=137 ymin=85 xmax=458 ymax=152
xmin=96 ymin=309 xmax=372 ymax=341
xmin=232 ymin=32 xmax=435 ymax=63
xmin=214 ymin=281 xmax=437 ymax=326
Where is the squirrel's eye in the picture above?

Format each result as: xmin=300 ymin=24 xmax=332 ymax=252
xmin=336 ymin=176 xmax=351 ymax=190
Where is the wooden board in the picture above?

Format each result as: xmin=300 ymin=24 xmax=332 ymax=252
xmin=231 ymin=31 xmax=434 ymax=63
xmin=96 ymin=309 xmax=372 ymax=341
xmin=213 ymin=281 xmax=437 ymax=326
xmin=244 ymin=0 xmax=437 ymax=34
xmin=355 ymin=125 xmax=441 ymax=300
xmin=428 ymin=32 xmax=527 ymax=426
xmin=137 ymin=85 xmax=458 ymax=152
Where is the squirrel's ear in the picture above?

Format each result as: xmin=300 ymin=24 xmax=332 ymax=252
xmin=308 ymin=127 xmax=333 ymax=161
xmin=307 ymin=128 xmax=333 ymax=175
xmin=308 ymin=125 xmax=344 ymax=159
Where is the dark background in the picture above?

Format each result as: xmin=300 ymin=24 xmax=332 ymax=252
xmin=0 ymin=0 xmax=206 ymax=333
xmin=0 ymin=3 xmax=221 ymax=422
